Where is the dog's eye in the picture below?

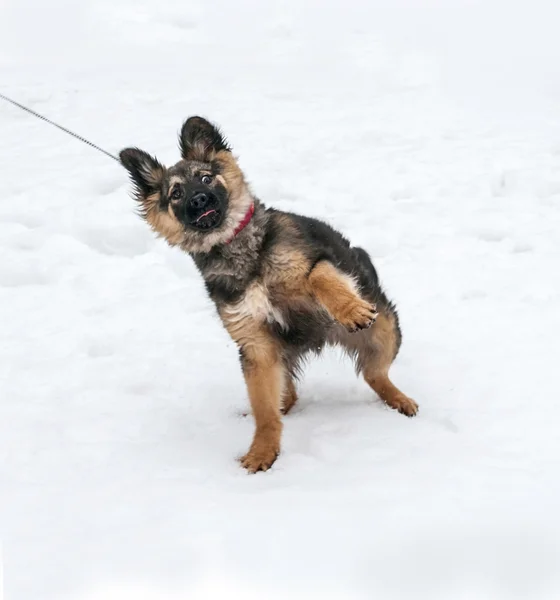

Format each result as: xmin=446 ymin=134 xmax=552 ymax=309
xmin=170 ymin=186 xmax=183 ymax=200
xmin=201 ymin=175 xmax=212 ymax=185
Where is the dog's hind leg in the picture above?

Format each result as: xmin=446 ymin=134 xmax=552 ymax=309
xmin=281 ymin=375 xmax=298 ymax=415
xmin=360 ymin=310 xmax=418 ymax=417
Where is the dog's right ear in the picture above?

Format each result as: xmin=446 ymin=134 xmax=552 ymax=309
xmin=119 ymin=148 xmax=165 ymax=197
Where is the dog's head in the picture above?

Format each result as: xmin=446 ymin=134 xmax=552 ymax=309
xmin=120 ymin=117 xmax=252 ymax=253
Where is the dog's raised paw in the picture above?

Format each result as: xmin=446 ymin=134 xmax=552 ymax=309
xmin=339 ymin=300 xmax=378 ymax=333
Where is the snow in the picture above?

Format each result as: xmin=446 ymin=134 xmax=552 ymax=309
xmin=1 ymin=0 xmax=560 ymax=598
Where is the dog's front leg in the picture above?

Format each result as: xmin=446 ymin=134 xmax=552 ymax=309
xmin=308 ymin=260 xmax=377 ymax=331
xmin=239 ymin=333 xmax=284 ymax=473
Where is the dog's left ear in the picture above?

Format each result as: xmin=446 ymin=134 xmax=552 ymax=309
xmin=179 ymin=116 xmax=231 ymax=162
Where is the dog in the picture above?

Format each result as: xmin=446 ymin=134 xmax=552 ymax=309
xmin=120 ymin=116 xmax=418 ymax=472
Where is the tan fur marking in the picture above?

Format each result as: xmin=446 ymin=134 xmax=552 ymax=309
xmin=308 ymin=261 xmax=377 ymax=331
xmin=363 ymin=312 xmax=418 ymax=416
xmin=371 ymin=311 xmax=398 ymax=365
xmin=145 ymin=192 xmax=161 ymax=210
xmin=258 ymin=246 xmax=325 ymax=323
xmin=215 ymin=174 xmax=228 ymax=190
xmin=365 ymin=371 xmax=418 ymax=416
xmin=168 ymin=176 xmax=183 ymax=191
xmin=241 ymin=359 xmax=284 ymax=473
xmin=142 ymin=192 xmax=184 ymax=246
xmin=215 ymin=151 xmax=245 ymax=200
xmin=264 ymin=248 xmax=310 ymax=293
xmin=221 ymin=316 xmax=284 ymax=473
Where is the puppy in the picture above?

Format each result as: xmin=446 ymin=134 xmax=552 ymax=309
xmin=120 ymin=116 xmax=417 ymax=472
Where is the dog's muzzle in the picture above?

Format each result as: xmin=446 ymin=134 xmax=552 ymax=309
xmin=182 ymin=191 xmax=224 ymax=231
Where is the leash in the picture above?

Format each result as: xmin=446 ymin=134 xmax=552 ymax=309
xmin=0 ymin=92 xmax=120 ymax=163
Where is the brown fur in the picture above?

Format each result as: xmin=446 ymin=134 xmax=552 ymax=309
xmin=308 ymin=261 xmax=378 ymax=331
xmin=120 ymin=116 xmax=418 ymax=473
xmin=143 ymin=191 xmax=185 ymax=246
xmin=240 ymin=351 xmax=284 ymax=473
xmin=220 ymin=312 xmax=284 ymax=472
xmin=363 ymin=312 xmax=418 ymax=416
xmin=214 ymin=151 xmax=245 ymax=198
xmin=264 ymin=248 xmax=314 ymax=305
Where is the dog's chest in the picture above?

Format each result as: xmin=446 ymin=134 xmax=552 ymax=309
xmin=223 ymin=281 xmax=285 ymax=328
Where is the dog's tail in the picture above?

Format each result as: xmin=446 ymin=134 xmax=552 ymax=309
xmin=352 ymin=246 xmax=402 ymax=357
xmin=352 ymin=246 xmax=379 ymax=287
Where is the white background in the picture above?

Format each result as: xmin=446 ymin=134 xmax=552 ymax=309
xmin=1 ymin=1 xmax=559 ymax=598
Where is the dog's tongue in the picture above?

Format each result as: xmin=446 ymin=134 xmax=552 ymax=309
xmin=196 ymin=209 xmax=217 ymax=223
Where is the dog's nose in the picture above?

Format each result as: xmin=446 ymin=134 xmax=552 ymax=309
xmin=191 ymin=192 xmax=208 ymax=210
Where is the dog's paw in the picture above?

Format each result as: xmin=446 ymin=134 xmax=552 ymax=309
xmin=240 ymin=441 xmax=279 ymax=473
xmin=339 ymin=299 xmax=378 ymax=333
xmin=390 ymin=395 xmax=419 ymax=417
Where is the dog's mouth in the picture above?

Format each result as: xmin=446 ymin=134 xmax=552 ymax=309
xmin=182 ymin=192 xmax=226 ymax=231
xmin=190 ymin=208 xmax=222 ymax=230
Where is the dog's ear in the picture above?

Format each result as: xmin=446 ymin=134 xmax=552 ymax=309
xmin=119 ymin=148 xmax=165 ymax=197
xmin=179 ymin=116 xmax=231 ymax=162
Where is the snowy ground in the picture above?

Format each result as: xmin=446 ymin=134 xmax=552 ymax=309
xmin=1 ymin=1 xmax=560 ymax=598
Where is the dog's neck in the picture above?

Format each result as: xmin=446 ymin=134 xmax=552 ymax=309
xmin=223 ymin=199 xmax=266 ymax=250
xmin=226 ymin=202 xmax=255 ymax=244
xmin=191 ymin=200 xmax=268 ymax=292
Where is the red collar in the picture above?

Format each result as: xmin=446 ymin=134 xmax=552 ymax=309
xmin=227 ymin=203 xmax=254 ymax=244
